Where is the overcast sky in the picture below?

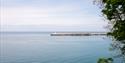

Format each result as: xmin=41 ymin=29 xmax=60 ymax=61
xmin=0 ymin=0 xmax=108 ymax=32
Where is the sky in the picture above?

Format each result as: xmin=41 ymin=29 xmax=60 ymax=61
xmin=0 ymin=0 xmax=108 ymax=32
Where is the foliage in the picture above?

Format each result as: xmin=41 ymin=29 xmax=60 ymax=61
xmin=97 ymin=58 xmax=113 ymax=63
xmin=99 ymin=0 xmax=125 ymax=42
xmin=95 ymin=0 xmax=125 ymax=63
xmin=99 ymin=0 xmax=125 ymax=59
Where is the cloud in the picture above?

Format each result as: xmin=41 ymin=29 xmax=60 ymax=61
xmin=0 ymin=0 xmax=108 ymax=31
xmin=1 ymin=5 xmax=106 ymax=25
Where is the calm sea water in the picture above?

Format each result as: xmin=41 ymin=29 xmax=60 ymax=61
xmin=0 ymin=32 xmax=116 ymax=63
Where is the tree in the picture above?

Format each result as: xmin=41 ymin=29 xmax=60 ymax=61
xmin=99 ymin=0 xmax=125 ymax=42
xmin=98 ymin=0 xmax=125 ymax=54
xmin=95 ymin=0 xmax=125 ymax=63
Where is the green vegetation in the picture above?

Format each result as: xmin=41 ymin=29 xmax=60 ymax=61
xmin=95 ymin=0 xmax=125 ymax=63
xmin=97 ymin=58 xmax=113 ymax=63
xmin=100 ymin=0 xmax=125 ymax=42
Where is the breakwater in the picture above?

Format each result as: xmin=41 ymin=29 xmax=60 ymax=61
xmin=50 ymin=32 xmax=107 ymax=36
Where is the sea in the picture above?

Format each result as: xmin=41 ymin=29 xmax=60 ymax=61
xmin=0 ymin=32 xmax=122 ymax=63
